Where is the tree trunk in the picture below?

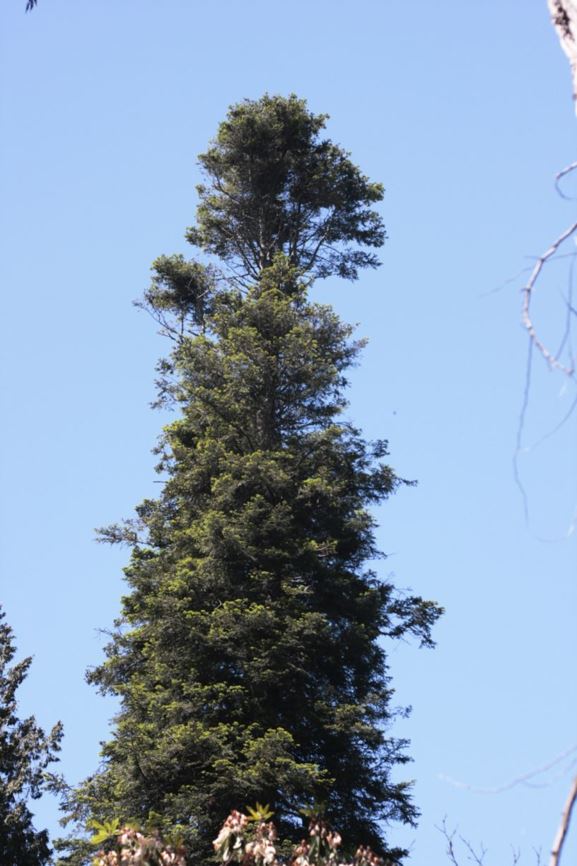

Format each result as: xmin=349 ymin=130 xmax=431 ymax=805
xmin=548 ymin=0 xmax=577 ymax=112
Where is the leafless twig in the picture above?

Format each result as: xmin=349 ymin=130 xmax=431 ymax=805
xmin=459 ymin=835 xmax=487 ymax=866
xmin=436 ymin=819 xmax=492 ymax=866
xmin=440 ymin=743 xmax=577 ymax=794
xmin=437 ymin=818 xmax=462 ymax=866
xmin=521 ymin=221 xmax=577 ymax=376
xmin=555 ymin=160 xmax=577 ymax=198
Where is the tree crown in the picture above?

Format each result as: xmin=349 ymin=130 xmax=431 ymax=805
xmin=186 ymin=95 xmax=386 ymax=285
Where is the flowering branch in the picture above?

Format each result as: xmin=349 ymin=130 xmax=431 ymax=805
xmin=92 ymin=826 xmax=186 ymax=866
xmin=213 ymin=810 xmax=391 ymax=866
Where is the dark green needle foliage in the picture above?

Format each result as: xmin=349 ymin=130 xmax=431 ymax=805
xmin=187 ymin=94 xmax=386 ymax=284
xmin=60 ymin=96 xmax=441 ymax=865
xmin=0 ymin=607 xmax=63 ymax=865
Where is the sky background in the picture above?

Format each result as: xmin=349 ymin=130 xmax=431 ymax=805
xmin=1 ymin=1 xmax=576 ymax=863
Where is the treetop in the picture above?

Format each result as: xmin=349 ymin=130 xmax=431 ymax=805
xmin=186 ymin=94 xmax=386 ymax=285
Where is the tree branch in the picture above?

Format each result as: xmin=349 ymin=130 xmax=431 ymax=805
xmin=521 ymin=221 xmax=577 ymax=375
xmin=555 ymin=160 xmax=577 ymax=198
xmin=548 ymin=0 xmax=577 ymax=114
xmin=549 ymin=774 xmax=577 ymax=866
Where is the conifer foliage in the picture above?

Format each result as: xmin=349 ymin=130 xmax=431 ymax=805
xmin=0 ymin=607 xmax=63 ymax=865
xmin=186 ymin=94 xmax=386 ymax=284
xmin=62 ymin=96 xmax=441 ymax=864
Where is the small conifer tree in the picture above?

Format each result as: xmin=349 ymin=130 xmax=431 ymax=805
xmin=0 ymin=607 xmax=63 ymax=865
xmin=60 ymin=95 xmax=441 ymax=865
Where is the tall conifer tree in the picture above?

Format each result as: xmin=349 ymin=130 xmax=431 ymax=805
xmin=61 ymin=96 xmax=441 ymax=865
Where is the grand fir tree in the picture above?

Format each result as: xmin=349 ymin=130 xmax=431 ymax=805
xmin=0 ymin=607 xmax=63 ymax=865
xmin=60 ymin=95 xmax=441 ymax=864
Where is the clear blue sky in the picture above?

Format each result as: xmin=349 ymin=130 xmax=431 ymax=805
xmin=1 ymin=1 xmax=576 ymax=863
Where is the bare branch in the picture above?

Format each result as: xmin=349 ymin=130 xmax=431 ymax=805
xmin=513 ymin=338 xmax=534 ymax=528
xmin=459 ymin=834 xmax=487 ymax=866
xmin=521 ymin=221 xmax=577 ymax=375
xmin=440 ymin=743 xmax=577 ymax=794
xmin=437 ymin=818 xmax=462 ymax=866
xmin=553 ymin=253 xmax=577 ymax=363
xmin=437 ymin=820 xmax=491 ymax=866
xmin=549 ymin=774 xmax=577 ymax=866
xmin=555 ymin=160 xmax=577 ymax=198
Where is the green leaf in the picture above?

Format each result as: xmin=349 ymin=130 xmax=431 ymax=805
xmin=87 ymin=818 xmax=121 ymax=845
xmin=246 ymin=802 xmax=275 ymax=822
